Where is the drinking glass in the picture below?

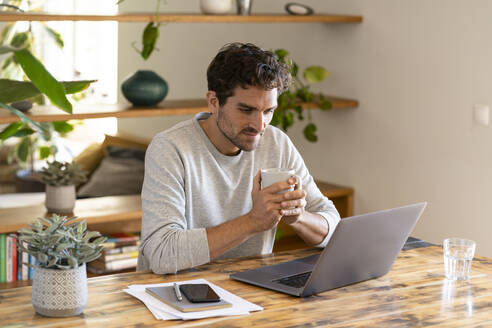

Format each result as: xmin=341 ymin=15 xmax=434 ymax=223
xmin=443 ymin=238 xmax=476 ymax=280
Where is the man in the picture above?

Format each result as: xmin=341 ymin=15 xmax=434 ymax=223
xmin=138 ymin=43 xmax=340 ymax=274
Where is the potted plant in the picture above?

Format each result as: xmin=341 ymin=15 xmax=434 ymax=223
xmin=272 ymin=48 xmax=332 ymax=142
xmin=40 ymin=161 xmax=87 ymax=214
xmin=16 ymin=214 xmax=107 ymax=317
xmin=118 ymin=0 xmax=168 ymax=106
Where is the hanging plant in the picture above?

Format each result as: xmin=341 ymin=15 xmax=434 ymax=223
xmin=119 ymin=0 xmax=166 ymax=60
xmin=271 ymin=49 xmax=332 ymax=142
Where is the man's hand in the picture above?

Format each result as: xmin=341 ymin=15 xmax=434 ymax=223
xmin=248 ymin=170 xmax=297 ymax=232
xmin=280 ymin=177 xmax=307 ymax=225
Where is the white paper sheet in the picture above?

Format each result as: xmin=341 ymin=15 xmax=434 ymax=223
xmin=124 ymin=278 xmax=262 ymax=320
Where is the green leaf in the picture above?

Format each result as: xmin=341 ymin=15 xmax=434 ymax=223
xmin=82 ymin=231 xmax=101 ymax=241
xmin=0 ymin=122 xmax=22 ymax=140
xmin=10 ymin=32 xmax=28 ymax=48
xmin=303 ymin=123 xmax=318 ymax=142
xmin=92 ymin=236 xmax=107 ymax=245
xmin=1 ymin=55 xmax=15 ymax=70
xmin=16 ymin=137 xmax=29 ymax=162
xmin=67 ymin=256 xmax=78 ymax=268
xmin=39 ymin=146 xmax=52 ymax=159
xmin=47 ymin=257 xmax=58 ymax=267
xmin=63 ymin=80 xmax=96 ymax=94
xmin=42 ymin=24 xmax=64 ymax=48
xmin=291 ymin=62 xmax=298 ymax=78
xmin=318 ymin=97 xmax=332 ymax=110
xmin=274 ymin=49 xmax=289 ymax=61
xmin=55 ymin=243 xmax=73 ymax=253
xmin=77 ymin=221 xmax=87 ymax=236
xmin=51 ymin=121 xmax=74 ymax=134
xmin=270 ymin=111 xmax=280 ymax=127
xmin=0 ymin=101 xmax=45 ymax=132
xmin=303 ymin=66 xmax=329 ymax=83
xmin=13 ymin=127 xmax=35 ymax=138
xmin=286 ymin=111 xmax=294 ymax=129
xmin=141 ymin=22 xmax=159 ymax=60
xmin=14 ymin=49 xmax=73 ymax=113
xmin=0 ymin=79 xmax=95 ymax=104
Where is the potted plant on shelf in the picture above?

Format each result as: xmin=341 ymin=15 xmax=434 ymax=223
xmin=118 ymin=0 xmax=168 ymax=106
xmin=272 ymin=48 xmax=332 ymax=142
xmin=16 ymin=214 xmax=107 ymax=317
xmin=40 ymin=160 xmax=87 ymax=214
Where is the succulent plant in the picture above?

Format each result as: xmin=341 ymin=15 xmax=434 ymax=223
xmin=41 ymin=160 xmax=87 ymax=186
xmin=16 ymin=214 xmax=107 ymax=270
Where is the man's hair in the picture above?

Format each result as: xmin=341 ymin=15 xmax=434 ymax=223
xmin=207 ymin=42 xmax=291 ymax=106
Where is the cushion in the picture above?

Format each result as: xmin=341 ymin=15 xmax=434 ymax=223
xmin=73 ymin=142 xmax=105 ymax=175
xmin=77 ymin=146 xmax=146 ymax=198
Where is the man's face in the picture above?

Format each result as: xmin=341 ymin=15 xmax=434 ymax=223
xmin=216 ymin=86 xmax=278 ymax=152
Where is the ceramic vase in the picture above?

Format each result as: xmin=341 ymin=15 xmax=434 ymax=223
xmin=200 ymin=0 xmax=231 ymax=14
xmin=32 ymin=264 xmax=88 ymax=317
xmin=121 ymin=70 xmax=168 ymax=107
xmin=45 ymin=184 xmax=76 ymax=214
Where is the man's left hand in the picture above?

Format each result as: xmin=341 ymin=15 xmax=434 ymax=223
xmin=280 ymin=177 xmax=306 ymax=225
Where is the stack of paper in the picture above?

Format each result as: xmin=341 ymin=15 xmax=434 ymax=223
xmin=124 ymin=278 xmax=263 ymax=320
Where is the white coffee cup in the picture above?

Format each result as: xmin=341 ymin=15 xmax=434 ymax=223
xmin=260 ymin=168 xmax=301 ymax=193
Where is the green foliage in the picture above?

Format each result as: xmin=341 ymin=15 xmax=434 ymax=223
xmin=124 ymin=0 xmax=165 ymax=60
xmin=0 ymin=1 xmax=95 ymax=125
xmin=138 ymin=22 xmax=159 ymax=60
xmin=16 ymin=214 xmax=107 ymax=270
xmin=40 ymin=160 xmax=87 ymax=187
xmin=272 ymin=49 xmax=332 ymax=142
xmin=0 ymin=2 xmax=95 ymax=171
xmin=0 ymin=118 xmax=76 ymax=170
xmin=0 ymin=79 xmax=95 ymax=104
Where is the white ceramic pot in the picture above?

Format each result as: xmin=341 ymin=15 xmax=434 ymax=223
xmin=45 ymin=184 xmax=76 ymax=214
xmin=200 ymin=0 xmax=231 ymax=14
xmin=32 ymin=264 xmax=88 ymax=317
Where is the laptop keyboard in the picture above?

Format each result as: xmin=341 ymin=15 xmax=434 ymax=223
xmin=274 ymin=271 xmax=312 ymax=288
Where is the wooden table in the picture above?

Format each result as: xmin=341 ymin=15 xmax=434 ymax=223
xmin=1 ymin=245 xmax=491 ymax=327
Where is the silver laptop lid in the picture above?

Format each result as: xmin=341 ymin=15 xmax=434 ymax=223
xmin=301 ymin=202 xmax=427 ymax=296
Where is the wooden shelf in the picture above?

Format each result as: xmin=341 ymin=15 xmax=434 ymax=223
xmin=0 ymin=97 xmax=358 ymax=123
xmin=0 ymin=12 xmax=363 ymax=23
xmin=0 ymin=195 xmax=142 ymax=234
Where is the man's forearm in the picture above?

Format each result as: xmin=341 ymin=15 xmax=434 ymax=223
xmin=287 ymin=212 xmax=329 ymax=246
xmin=206 ymin=214 xmax=259 ymax=260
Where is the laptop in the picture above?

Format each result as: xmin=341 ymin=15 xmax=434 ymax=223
xmin=230 ymin=202 xmax=427 ymax=297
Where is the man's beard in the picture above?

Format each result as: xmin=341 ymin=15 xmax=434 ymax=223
xmin=217 ymin=110 xmax=263 ymax=152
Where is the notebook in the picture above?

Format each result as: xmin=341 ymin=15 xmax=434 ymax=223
xmin=145 ymin=285 xmax=232 ymax=312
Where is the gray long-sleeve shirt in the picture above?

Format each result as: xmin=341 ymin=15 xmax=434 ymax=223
xmin=137 ymin=112 xmax=340 ymax=274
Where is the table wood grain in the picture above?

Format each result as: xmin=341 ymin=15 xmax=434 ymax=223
xmin=1 ymin=246 xmax=491 ymax=327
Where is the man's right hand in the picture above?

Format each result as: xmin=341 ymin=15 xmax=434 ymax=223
xmin=248 ymin=170 xmax=296 ymax=232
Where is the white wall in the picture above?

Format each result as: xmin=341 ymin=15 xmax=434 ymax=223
xmin=117 ymin=0 xmax=492 ymax=257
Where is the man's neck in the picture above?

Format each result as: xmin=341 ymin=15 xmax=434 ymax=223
xmin=199 ymin=116 xmax=240 ymax=156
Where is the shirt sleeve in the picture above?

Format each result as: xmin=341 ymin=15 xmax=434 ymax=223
xmin=138 ymin=135 xmax=210 ymax=274
xmin=284 ymin=137 xmax=341 ymax=248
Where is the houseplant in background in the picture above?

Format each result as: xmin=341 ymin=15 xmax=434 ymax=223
xmin=0 ymin=1 xmax=89 ymax=191
xmin=16 ymin=214 xmax=107 ymax=317
xmin=272 ymin=48 xmax=332 ymax=142
xmin=40 ymin=160 xmax=87 ymax=214
xmin=119 ymin=0 xmax=168 ymax=106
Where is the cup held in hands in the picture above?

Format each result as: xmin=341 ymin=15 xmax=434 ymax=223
xmin=260 ymin=168 xmax=301 ymax=194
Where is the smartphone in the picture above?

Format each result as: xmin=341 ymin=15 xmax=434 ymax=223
xmin=178 ymin=284 xmax=221 ymax=303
